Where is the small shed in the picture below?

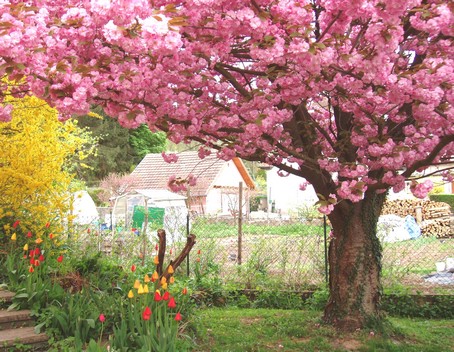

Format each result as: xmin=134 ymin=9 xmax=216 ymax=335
xmin=111 ymin=189 xmax=188 ymax=243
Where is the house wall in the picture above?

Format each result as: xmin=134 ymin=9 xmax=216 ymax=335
xmin=266 ymin=167 xmax=318 ymax=215
xmin=205 ymin=161 xmax=249 ymax=215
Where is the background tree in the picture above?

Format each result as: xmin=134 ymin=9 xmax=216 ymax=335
xmin=1 ymin=0 xmax=453 ymax=330
xmin=0 ymin=89 xmax=95 ymax=238
xmin=75 ymin=108 xmax=167 ymax=184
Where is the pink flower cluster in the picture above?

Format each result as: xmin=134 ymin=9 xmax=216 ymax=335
xmin=410 ymin=180 xmax=433 ymax=199
xmin=1 ymin=0 xmax=452 ymax=215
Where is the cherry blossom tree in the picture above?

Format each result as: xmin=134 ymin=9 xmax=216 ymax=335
xmin=1 ymin=0 xmax=453 ymax=330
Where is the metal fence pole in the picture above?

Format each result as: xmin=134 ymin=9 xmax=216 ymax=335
xmin=323 ymin=215 xmax=329 ymax=284
xmin=186 ymin=213 xmax=190 ymax=276
xmin=238 ymin=182 xmax=243 ymax=265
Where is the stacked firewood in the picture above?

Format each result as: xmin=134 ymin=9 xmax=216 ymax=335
xmin=382 ymin=199 xmax=452 ymax=238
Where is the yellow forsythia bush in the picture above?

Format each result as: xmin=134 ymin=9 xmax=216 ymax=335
xmin=0 ymin=86 xmax=95 ymax=242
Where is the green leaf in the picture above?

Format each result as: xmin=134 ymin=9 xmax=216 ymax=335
xmin=14 ymin=292 xmax=29 ymax=299
xmin=34 ymin=322 xmax=46 ymax=334
xmin=86 ymin=318 xmax=95 ymax=329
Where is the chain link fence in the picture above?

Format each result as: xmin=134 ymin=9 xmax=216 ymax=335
xmin=188 ymin=213 xmax=453 ymax=295
xmin=90 ymin=202 xmax=454 ymax=295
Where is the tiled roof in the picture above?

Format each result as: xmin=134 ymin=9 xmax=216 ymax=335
xmin=131 ymin=151 xmax=230 ymax=196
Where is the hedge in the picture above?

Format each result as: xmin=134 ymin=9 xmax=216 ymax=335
xmin=429 ymin=194 xmax=454 ymax=211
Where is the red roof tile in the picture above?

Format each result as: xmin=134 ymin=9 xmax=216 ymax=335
xmin=131 ymin=151 xmax=234 ymax=196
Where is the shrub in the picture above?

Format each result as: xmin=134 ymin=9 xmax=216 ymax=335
xmin=428 ymin=194 xmax=454 ymax=212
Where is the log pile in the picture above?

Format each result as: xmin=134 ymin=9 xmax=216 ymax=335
xmin=382 ymin=199 xmax=452 ymax=238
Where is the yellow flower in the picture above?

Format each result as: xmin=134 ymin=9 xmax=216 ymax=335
xmin=143 ymin=284 xmax=149 ymax=293
xmin=128 ymin=290 xmax=134 ymax=299
xmin=144 ymin=274 xmax=150 ymax=283
xmin=160 ymin=277 xmax=167 ymax=285
xmin=133 ymin=280 xmax=141 ymax=289
xmin=169 ymin=276 xmax=175 ymax=284
xmin=11 ymin=233 xmax=17 ymax=241
xmin=138 ymin=284 xmax=145 ymax=295
xmin=162 ymin=282 xmax=168 ymax=290
xmin=23 ymin=243 xmax=28 ymax=251
xmin=168 ymin=265 xmax=174 ymax=274
xmin=35 ymin=238 xmax=43 ymax=244
xmin=154 ymin=256 xmax=159 ymax=265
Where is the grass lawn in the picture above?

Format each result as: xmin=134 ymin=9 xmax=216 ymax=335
xmin=190 ymin=308 xmax=454 ymax=352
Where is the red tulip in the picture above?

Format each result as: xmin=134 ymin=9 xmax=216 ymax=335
xmin=28 ymin=266 xmax=34 ymax=273
xmin=12 ymin=220 xmax=20 ymax=228
xmin=182 ymin=287 xmax=188 ymax=295
xmin=142 ymin=306 xmax=152 ymax=321
xmin=57 ymin=255 xmax=64 ymax=263
xmin=168 ymin=297 xmax=176 ymax=309
xmin=34 ymin=248 xmax=40 ymax=256
xmin=154 ymin=290 xmax=162 ymax=302
xmin=99 ymin=314 xmax=105 ymax=323
xmin=45 ymin=222 xmax=50 ymax=228
xmin=39 ymin=255 xmax=45 ymax=262
xmin=26 ymin=231 xmax=32 ymax=238
xmin=175 ymin=312 xmax=182 ymax=321
xmin=162 ymin=291 xmax=170 ymax=301
xmin=131 ymin=264 xmax=136 ymax=272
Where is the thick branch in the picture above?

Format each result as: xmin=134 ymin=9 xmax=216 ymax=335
xmin=156 ymin=229 xmax=166 ymax=275
xmin=161 ymin=234 xmax=197 ymax=282
xmin=214 ymin=62 xmax=252 ymax=100
xmin=402 ymin=135 xmax=454 ymax=178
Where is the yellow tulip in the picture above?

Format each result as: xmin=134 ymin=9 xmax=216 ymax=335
xmin=35 ymin=238 xmax=43 ymax=244
xmin=169 ymin=276 xmax=175 ymax=284
xmin=23 ymin=243 xmax=28 ymax=251
xmin=154 ymin=256 xmax=159 ymax=265
xmin=138 ymin=284 xmax=145 ymax=294
xmin=143 ymin=284 xmax=149 ymax=293
xmin=162 ymin=282 xmax=168 ymax=290
xmin=128 ymin=290 xmax=134 ymax=299
xmin=152 ymin=271 xmax=159 ymax=282
xmin=11 ymin=233 xmax=17 ymax=241
xmin=144 ymin=274 xmax=150 ymax=283
xmin=161 ymin=277 xmax=167 ymax=285
xmin=133 ymin=280 xmax=140 ymax=289
xmin=168 ymin=265 xmax=174 ymax=274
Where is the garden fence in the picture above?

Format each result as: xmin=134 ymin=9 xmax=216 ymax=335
xmin=92 ymin=206 xmax=453 ymax=295
xmin=188 ymin=213 xmax=453 ymax=295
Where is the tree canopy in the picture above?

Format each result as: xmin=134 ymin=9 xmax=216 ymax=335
xmin=1 ymin=0 xmax=453 ymax=330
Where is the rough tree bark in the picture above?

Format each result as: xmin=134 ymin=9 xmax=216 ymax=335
xmin=323 ymin=192 xmax=386 ymax=331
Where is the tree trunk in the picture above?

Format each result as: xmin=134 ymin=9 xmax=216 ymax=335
xmin=323 ymin=192 xmax=386 ymax=331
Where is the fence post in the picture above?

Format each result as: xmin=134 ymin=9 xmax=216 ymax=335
xmin=323 ymin=215 xmax=329 ymax=284
xmin=238 ymin=182 xmax=243 ymax=265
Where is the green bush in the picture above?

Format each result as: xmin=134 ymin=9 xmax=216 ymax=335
xmin=429 ymin=194 xmax=454 ymax=211
xmin=381 ymin=294 xmax=454 ymax=319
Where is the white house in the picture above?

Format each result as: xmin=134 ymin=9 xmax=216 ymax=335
xmin=265 ymin=166 xmax=318 ymax=216
xmin=131 ymin=151 xmax=255 ymax=216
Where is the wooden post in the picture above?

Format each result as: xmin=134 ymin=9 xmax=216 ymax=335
xmin=142 ymin=197 xmax=149 ymax=267
xmin=415 ymin=206 xmax=422 ymax=224
xmin=238 ymin=182 xmax=243 ymax=265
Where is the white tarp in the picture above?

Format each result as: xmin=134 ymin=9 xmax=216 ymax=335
xmin=72 ymin=190 xmax=99 ymax=225
xmin=377 ymin=214 xmax=421 ymax=243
